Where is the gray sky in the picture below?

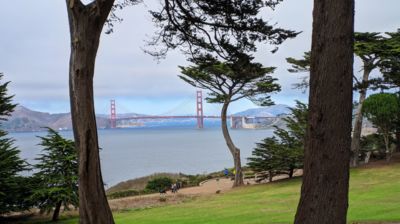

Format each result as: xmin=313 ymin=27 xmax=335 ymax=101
xmin=0 ymin=0 xmax=399 ymax=115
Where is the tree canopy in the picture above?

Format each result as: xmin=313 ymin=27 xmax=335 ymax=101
xmin=0 ymin=73 xmax=31 ymax=214
xmin=248 ymin=101 xmax=307 ymax=181
xmin=377 ymin=30 xmax=400 ymax=89
xmin=179 ymin=56 xmax=280 ymax=106
xmin=362 ymin=93 xmax=400 ymax=161
xmin=30 ymin=128 xmax=78 ymax=221
xmin=148 ymin=0 xmax=298 ymax=61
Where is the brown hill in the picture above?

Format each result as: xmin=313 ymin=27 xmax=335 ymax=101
xmin=4 ymin=105 xmax=110 ymax=132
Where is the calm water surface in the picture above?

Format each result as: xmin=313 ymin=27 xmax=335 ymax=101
xmin=10 ymin=126 xmax=273 ymax=187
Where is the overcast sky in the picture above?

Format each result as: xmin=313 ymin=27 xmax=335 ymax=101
xmin=0 ymin=0 xmax=399 ymax=115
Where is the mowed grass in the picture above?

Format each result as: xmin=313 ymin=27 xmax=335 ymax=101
xmin=41 ymin=164 xmax=400 ymax=224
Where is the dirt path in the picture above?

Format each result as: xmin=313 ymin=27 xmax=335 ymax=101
xmin=108 ymin=171 xmax=304 ymax=211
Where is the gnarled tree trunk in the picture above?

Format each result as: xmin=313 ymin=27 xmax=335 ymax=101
xmin=294 ymin=0 xmax=354 ymax=223
xmin=65 ymin=1 xmax=115 ymax=223
xmin=221 ymin=101 xmax=244 ymax=187
xmin=350 ymin=67 xmax=371 ymax=167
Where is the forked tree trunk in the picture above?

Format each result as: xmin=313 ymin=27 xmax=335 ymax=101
xmin=52 ymin=201 xmax=62 ymax=222
xmin=350 ymin=67 xmax=371 ymax=167
xmin=294 ymin=0 xmax=354 ymax=223
xmin=221 ymin=101 xmax=244 ymax=187
xmin=65 ymin=1 xmax=115 ymax=223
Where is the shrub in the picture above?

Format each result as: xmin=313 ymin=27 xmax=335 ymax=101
xmin=107 ymin=189 xmax=140 ymax=199
xmin=145 ymin=177 xmax=173 ymax=192
xmin=360 ymin=133 xmax=395 ymax=160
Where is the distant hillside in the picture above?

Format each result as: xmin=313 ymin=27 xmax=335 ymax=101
xmin=3 ymin=106 xmax=110 ymax=132
xmin=234 ymin=104 xmax=291 ymax=117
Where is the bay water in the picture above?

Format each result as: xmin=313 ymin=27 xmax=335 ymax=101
xmin=10 ymin=126 xmax=273 ymax=188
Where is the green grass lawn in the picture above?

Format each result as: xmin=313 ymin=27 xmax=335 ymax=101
xmin=36 ymin=163 xmax=400 ymax=224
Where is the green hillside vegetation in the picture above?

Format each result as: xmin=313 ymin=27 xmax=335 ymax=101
xmin=21 ymin=161 xmax=400 ymax=224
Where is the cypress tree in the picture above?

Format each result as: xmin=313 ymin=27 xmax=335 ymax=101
xmin=31 ymin=128 xmax=78 ymax=221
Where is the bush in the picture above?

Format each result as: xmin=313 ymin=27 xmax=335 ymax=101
xmin=360 ymin=133 xmax=395 ymax=160
xmin=145 ymin=177 xmax=173 ymax=192
xmin=107 ymin=189 xmax=140 ymax=199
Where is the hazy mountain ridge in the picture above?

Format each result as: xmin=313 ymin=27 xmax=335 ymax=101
xmin=233 ymin=104 xmax=291 ymax=117
xmin=4 ymin=106 xmax=110 ymax=132
xmin=3 ymin=104 xmax=292 ymax=132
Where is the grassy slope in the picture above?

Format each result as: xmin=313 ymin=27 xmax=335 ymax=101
xmin=47 ymin=164 xmax=400 ymax=224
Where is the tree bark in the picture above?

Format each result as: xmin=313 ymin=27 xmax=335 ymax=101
xmin=289 ymin=168 xmax=294 ymax=178
xmin=383 ymin=133 xmax=391 ymax=162
xmin=350 ymin=67 xmax=371 ymax=167
xmin=364 ymin=151 xmax=371 ymax=164
xmin=294 ymin=0 xmax=354 ymax=223
xmin=396 ymin=131 xmax=400 ymax=152
xmin=52 ymin=201 xmax=62 ymax=222
xmin=221 ymin=101 xmax=244 ymax=187
xmin=65 ymin=1 xmax=115 ymax=223
xmin=268 ymin=170 xmax=273 ymax=182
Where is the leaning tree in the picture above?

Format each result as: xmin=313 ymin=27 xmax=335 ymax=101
xmin=351 ymin=32 xmax=386 ymax=167
xmin=148 ymin=0 xmax=298 ymax=186
xmin=180 ymin=55 xmax=280 ymax=187
xmin=64 ymin=0 xmax=139 ymax=223
xmin=286 ymin=32 xmax=388 ymax=167
xmin=294 ymin=0 xmax=354 ymax=223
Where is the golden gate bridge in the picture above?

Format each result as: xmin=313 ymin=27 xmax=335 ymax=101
xmin=109 ymin=90 xmax=279 ymax=129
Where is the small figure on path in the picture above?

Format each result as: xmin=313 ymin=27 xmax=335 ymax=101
xmin=171 ymin=183 xmax=177 ymax=193
xmin=223 ymin=168 xmax=229 ymax=177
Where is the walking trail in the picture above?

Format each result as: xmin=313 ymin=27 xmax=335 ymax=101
xmin=108 ymin=171 xmax=303 ymax=211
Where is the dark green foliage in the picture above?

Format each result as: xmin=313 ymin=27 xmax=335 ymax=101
xmin=180 ymin=56 xmax=280 ymax=106
xmin=108 ymin=189 xmax=139 ymax=199
xmin=362 ymin=93 xmax=400 ymax=160
xmin=360 ymin=133 xmax=395 ymax=159
xmin=107 ymin=188 xmax=156 ymax=199
xmin=0 ymin=74 xmax=16 ymax=120
xmin=362 ymin=93 xmax=399 ymax=134
xmin=286 ymin=51 xmax=311 ymax=73
xmin=0 ymin=136 xmax=31 ymax=214
xmin=286 ymin=51 xmax=310 ymax=91
xmin=148 ymin=0 xmax=298 ymax=61
xmin=30 ymin=128 xmax=78 ymax=221
xmin=145 ymin=177 xmax=173 ymax=192
xmin=378 ymin=29 xmax=400 ymax=89
xmin=248 ymin=101 xmax=307 ymax=180
xmin=0 ymin=73 xmax=31 ymax=214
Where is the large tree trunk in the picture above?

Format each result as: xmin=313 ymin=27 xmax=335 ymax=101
xmin=65 ymin=1 xmax=115 ymax=223
xmin=294 ymin=0 xmax=354 ymax=223
xmin=396 ymin=131 xmax=400 ymax=152
xmin=221 ymin=101 xmax=244 ymax=187
xmin=52 ymin=201 xmax=62 ymax=222
xmin=350 ymin=67 xmax=371 ymax=167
